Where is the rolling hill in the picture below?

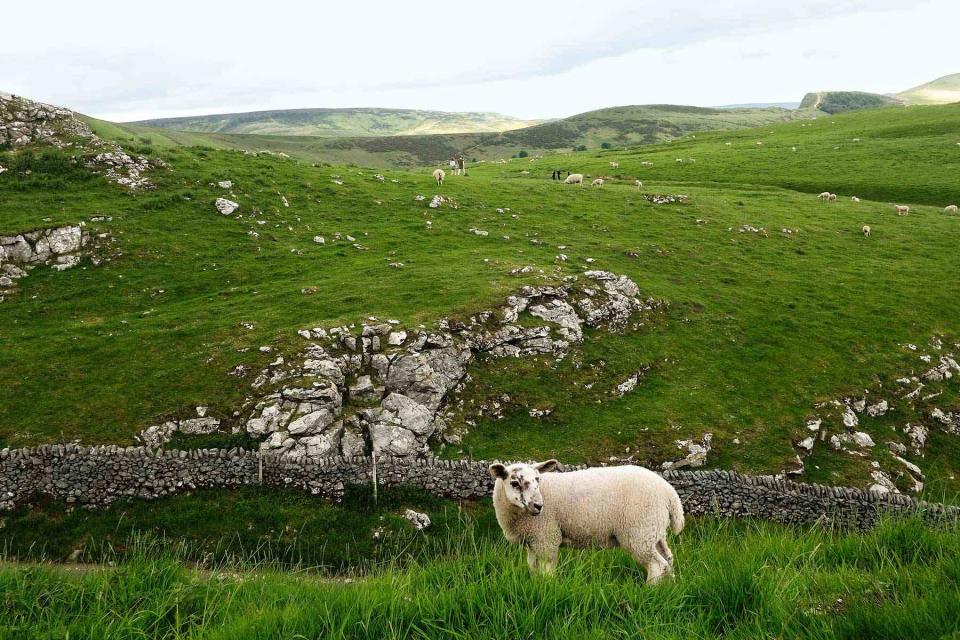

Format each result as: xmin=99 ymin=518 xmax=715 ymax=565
xmin=897 ymin=72 xmax=960 ymax=105
xmin=131 ymin=107 xmax=545 ymax=137
xmin=90 ymin=104 xmax=817 ymax=169
xmin=798 ymin=91 xmax=901 ymax=114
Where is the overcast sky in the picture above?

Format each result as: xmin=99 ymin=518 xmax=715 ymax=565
xmin=2 ymin=0 xmax=957 ymax=122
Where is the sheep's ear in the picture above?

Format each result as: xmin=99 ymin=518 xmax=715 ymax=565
xmin=489 ymin=463 xmax=508 ymax=480
xmin=535 ymin=459 xmax=559 ymax=474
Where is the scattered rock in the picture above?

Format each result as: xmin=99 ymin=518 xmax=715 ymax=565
xmin=215 ymin=198 xmax=239 ymax=215
xmin=865 ymin=400 xmax=889 ymax=418
xmin=851 ymin=432 xmax=875 ymax=448
xmin=662 ymin=433 xmax=712 ymax=470
xmin=403 ymin=509 xmax=431 ymax=530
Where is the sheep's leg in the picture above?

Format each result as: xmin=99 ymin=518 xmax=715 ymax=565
xmin=526 ymin=547 xmax=539 ymax=573
xmin=643 ymin=552 xmax=669 ymax=584
xmin=623 ymin=536 xmax=669 ymax=584
xmin=526 ymin=545 xmax=558 ymax=576
xmin=656 ymin=539 xmax=674 ymax=568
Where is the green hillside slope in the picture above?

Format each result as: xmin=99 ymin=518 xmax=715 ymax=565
xmin=798 ymin=91 xmax=900 ymax=114
xmin=132 ymin=107 xmax=544 ymax=137
xmin=3 ymin=100 xmax=960 ymax=498
xmin=898 ymin=72 xmax=960 ymax=105
xmin=562 ymin=101 xmax=960 ymax=206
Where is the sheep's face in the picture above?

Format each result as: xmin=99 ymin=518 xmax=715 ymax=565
xmin=489 ymin=460 xmax=558 ymax=515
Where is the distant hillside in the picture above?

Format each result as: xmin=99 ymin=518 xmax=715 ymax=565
xmin=897 ymin=73 xmax=960 ymax=105
xmin=715 ymin=102 xmax=800 ymax=109
xmin=488 ymin=104 xmax=810 ymax=149
xmin=799 ymin=91 xmax=901 ymax=114
xmin=94 ymin=103 xmax=815 ymax=169
xmin=130 ymin=107 xmax=544 ymax=137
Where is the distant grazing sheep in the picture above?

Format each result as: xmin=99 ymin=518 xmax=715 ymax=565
xmin=635 ymin=179 xmax=643 ymax=190
xmin=862 ymin=225 xmax=871 ymax=237
xmin=591 ymin=178 xmax=604 ymax=188
xmin=564 ymin=173 xmax=584 ymax=186
xmin=490 ymin=461 xmax=684 ymax=582
xmin=894 ymin=204 xmax=910 ymax=216
xmin=851 ymin=196 xmax=860 ymax=202
xmin=818 ymin=192 xmax=831 ymax=200
xmin=609 ymin=161 xmax=619 ymax=168
xmin=675 ymin=158 xmax=683 ymax=163
xmin=945 ymin=204 xmax=958 ymax=214
xmin=791 ymin=146 xmax=797 ymax=152
xmin=828 ymin=193 xmax=837 ymax=201
xmin=433 ymin=169 xmax=445 ymax=185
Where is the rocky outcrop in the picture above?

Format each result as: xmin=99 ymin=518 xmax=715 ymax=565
xmin=220 ymin=271 xmax=664 ymax=459
xmin=0 ymin=92 xmax=161 ymax=189
xmin=0 ymin=224 xmax=94 ymax=301
xmin=0 ymin=93 xmax=90 ymax=148
xmin=796 ymin=336 xmax=960 ymax=494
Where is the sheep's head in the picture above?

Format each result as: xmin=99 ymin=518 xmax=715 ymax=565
xmin=489 ymin=460 xmax=558 ymax=515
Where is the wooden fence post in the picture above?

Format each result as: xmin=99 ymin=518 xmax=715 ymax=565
xmin=371 ymin=450 xmax=378 ymax=505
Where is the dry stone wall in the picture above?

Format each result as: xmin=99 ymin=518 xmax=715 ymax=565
xmin=2 ymin=445 xmax=956 ymax=529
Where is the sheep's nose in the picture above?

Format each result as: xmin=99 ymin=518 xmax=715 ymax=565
xmin=531 ymin=503 xmax=543 ymax=514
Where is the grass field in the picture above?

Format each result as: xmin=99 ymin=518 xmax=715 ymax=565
xmin=2 ymin=102 xmax=960 ymax=496
xmin=2 ymin=513 xmax=958 ymax=639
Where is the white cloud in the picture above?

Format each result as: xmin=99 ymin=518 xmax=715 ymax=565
xmin=0 ymin=0 xmax=955 ymax=121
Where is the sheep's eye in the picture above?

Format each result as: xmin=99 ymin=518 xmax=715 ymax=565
xmin=510 ymin=481 xmax=521 ymax=489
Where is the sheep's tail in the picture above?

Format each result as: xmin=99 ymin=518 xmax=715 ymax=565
xmin=668 ymin=492 xmax=685 ymax=535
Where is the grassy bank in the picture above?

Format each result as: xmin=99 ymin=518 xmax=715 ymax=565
xmin=2 ymin=515 xmax=958 ymax=639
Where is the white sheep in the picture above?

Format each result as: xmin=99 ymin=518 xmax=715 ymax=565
xmin=591 ymin=178 xmax=604 ymax=188
xmin=635 ymin=179 xmax=643 ymax=190
xmin=490 ymin=461 xmax=684 ymax=582
xmin=609 ymin=161 xmax=619 ymax=169
xmin=851 ymin=196 xmax=860 ymax=202
xmin=564 ymin=173 xmax=584 ymax=187
xmin=828 ymin=193 xmax=837 ymax=201
xmin=894 ymin=204 xmax=910 ymax=216
xmin=862 ymin=225 xmax=871 ymax=237
xmin=944 ymin=204 xmax=958 ymax=214
xmin=433 ymin=169 xmax=445 ymax=185
xmin=818 ymin=192 xmax=831 ymax=200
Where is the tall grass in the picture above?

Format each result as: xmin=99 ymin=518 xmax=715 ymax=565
xmin=2 ymin=516 xmax=958 ymax=639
